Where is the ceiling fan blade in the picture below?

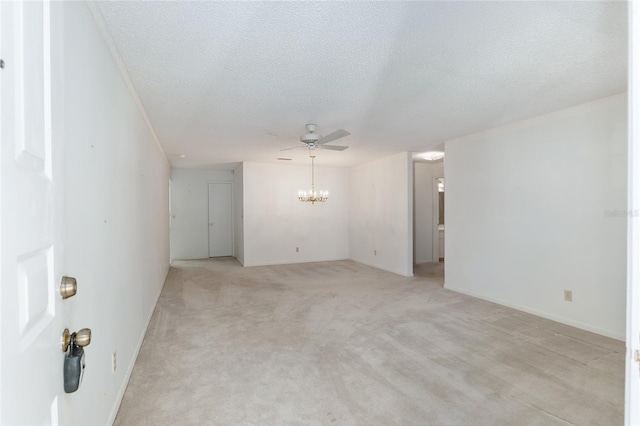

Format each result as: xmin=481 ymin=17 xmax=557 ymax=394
xmin=280 ymin=146 xmax=306 ymax=151
xmin=321 ymin=145 xmax=349 ymax=151
xmin=317 ymin=129 xmax=350 ymax=145
xmin=267 ymin=131 xmax=297 ymax=140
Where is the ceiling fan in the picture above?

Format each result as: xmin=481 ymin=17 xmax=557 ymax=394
xmin=279 ymin=124 xmax=350 ymax=151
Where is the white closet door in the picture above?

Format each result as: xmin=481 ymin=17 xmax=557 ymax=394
xmin=208 ymin=183 xmax=233 ymax=257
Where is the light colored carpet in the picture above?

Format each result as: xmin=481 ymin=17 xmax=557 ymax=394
xmin=115 ymin=258 xmax=624 ymax=425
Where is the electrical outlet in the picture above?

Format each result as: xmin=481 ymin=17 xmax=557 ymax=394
xmin=374 ymin=249 xmax=377 ymax=256
xmin=564 ymin=290 xmax=573 ymax=302
xmin=296 ymin=247 xmax=299 ymax=253
xmin=112 ymin=351 xmax=117 ymax=373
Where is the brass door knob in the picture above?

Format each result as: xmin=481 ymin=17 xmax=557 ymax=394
xmin=61 ymin=329 xmax=70 ymax=351
xmin=60 ymin=276 xmax=77 ymax=299
xmin=74 ymin=328 xmax=91 ymax=347
xmin=61 ymin=328 xmax=92 ymax=352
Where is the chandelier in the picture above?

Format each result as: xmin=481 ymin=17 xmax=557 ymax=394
xmin=298 ymin=154 xmax=328 ymax=204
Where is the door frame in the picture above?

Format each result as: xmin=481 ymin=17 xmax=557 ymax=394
xmin=626 ymin=1 xmax=640 ymax=424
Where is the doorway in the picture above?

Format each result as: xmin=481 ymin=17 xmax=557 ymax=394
xmin=208 ymin=182 xmax=233 ymax=257
xmin=413 ymin=162 xmax=444 ymax=263
xmin=412 ymin=159 xmax=444 ymax=279
xmin=436 ymin=177 xmax=445 ymax=262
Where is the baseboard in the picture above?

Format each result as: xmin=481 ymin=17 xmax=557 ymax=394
xmin=242 ymin=257 xmax=348 ymax=267
xmin=350 ymin=259 xmax=414 ymax=278
xmin=445 ymin=284 xmax=625 ymax=341
xmin=107 ymin=266 xmax=170 ymax=424
xmin=241 ymin=257 xmax=414 ymax=277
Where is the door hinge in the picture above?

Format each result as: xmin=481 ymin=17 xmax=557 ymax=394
xmin=0 ymin=59 xmax=5 ymax=69
xmin=635 ymin=350 xmax=640 ymax=363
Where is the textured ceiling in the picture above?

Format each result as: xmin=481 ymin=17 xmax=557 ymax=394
xmin=96 ymin=1 xmax=627 ymax=169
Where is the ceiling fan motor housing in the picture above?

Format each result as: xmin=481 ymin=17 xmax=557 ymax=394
xmin=287 ymin=123 xmax=348 ymax=151
xmin=300 ymin=133 xmax=320 ymax=144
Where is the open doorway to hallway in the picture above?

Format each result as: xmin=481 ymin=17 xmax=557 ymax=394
xmin=412 ymin=152 xmax=445 ymax=278
xmin=437 ymin=177 xmax=445 ymax=262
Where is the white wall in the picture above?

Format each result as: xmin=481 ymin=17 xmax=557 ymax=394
xmin=234 ymin=163 xmax=245 ymax=265
xmin=63 ymin=2 xmax=170 ymax=424
xmin=242 ymin=162 xmax=349 ymax=266
xmin=349 ymin=152 xmax=414 ymax=277
xmin=445 ymin=93 xmax=627 ymax=340
xmin=170 ymin=169 xmax=234 ymax=260
xmin=414 ymin=161 xmax=444 ymax=264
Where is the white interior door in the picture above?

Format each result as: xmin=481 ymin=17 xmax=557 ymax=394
xmin=208 ymin=182 xmax=233 ymax=257
xmin=0 ymin=1 xmax=69 ymax=424
xmin=627 ymin=2 xmax=640 ymax=424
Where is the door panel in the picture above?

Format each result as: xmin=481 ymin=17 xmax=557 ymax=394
xmin=208 ymin=183 xmax=233 ymax=257
xmin=1 ymin=1 xmax=67 ymax=424
xmin=626 ymin=2 xmax=640 ymax=424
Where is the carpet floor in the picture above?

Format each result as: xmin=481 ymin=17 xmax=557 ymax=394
xmin=115 ymin=258 xmax=624 ymax=425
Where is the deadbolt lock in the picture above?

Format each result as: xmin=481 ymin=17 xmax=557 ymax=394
xmin=60 ymin=276 xmax=77 ymax=299
xmin=61 ymin=328 xmax=92 ymax=352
